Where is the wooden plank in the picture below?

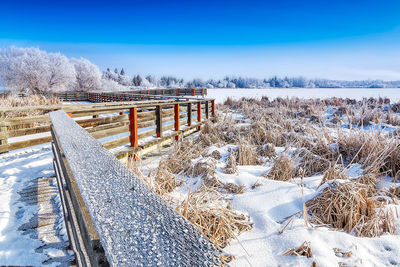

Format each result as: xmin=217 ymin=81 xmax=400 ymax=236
xmin=90 ymin=125 xmax=129 ymax=139
xmin=2 ymin=136 xmax=52 ymax=152
xmin=5 ymin=114 xmax=50 ymax=125
xmin=8 ymin=125 xmax=50 ymax=137
xmin=102 ymin=137 xmax=130 ymax=150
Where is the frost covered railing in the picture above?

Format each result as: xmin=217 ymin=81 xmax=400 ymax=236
xmin=50 ymin=110 xmax=222 ymax=266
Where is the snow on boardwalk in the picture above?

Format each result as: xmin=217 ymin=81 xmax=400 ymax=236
xmin=0 ymin=145 xmax=72 ymax=266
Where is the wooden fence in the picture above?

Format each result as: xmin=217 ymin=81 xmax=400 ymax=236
xmin=0 ymin=96 xmax=215 ymax=156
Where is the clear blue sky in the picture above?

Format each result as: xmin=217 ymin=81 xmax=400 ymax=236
xmin=1 ymin=0 xmax=400 ymax=80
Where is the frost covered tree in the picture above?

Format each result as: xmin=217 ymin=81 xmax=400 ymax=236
xmin=70 ymin=58 xmax=102 ymax=91
xmin=120 ymin=68 xmax=125 ymax=76
xmin=132 ymin=75 xmax=143 ymax=86
xmin=0 ymin=47 xmax=76 ymax=93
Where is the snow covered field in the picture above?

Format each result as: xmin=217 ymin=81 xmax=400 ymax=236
xmin=2 ymin=90 xmax=400 ymax=266
xmin=208 ymin=88 xmax=400 ymax=103
xmin=0 ymin=145 xmax=71 ymax=266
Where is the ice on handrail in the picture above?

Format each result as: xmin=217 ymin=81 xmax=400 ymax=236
xmin=49 ymin=110 xmax=221 ymax=266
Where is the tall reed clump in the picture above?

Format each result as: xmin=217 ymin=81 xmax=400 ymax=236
xmin=307 ymin=181 xmax=395 ymax=237
xmin=176 ymin=186 xmax=252 ymax=249
xmin=264 ymin=153 xmax=295 ymax=181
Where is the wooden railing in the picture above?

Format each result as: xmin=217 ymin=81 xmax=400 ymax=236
xmin=0 ymin=96 xmax=215 ymax=155
xmin=50 ymin=110 xmax=222 ymax=266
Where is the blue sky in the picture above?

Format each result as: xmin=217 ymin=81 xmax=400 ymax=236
xmin=1 ymin=0 xmax=400 ymax=80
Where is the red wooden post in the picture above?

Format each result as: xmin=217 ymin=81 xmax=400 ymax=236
xmin=174 ymin=104 xmax=180 ymax=140
xmin=191 ymin=89 xmax=195 ymax=96
xmin=211 ymin=100 xmax=215 ymax=116
xmin=129 ymin=108 xmax=138 ymax=147
xmin=113 ymin=95 xmax=115 ymax=102
xmin=54 ymin=92 xmax=58 ymax=98
xmin=176 ymin=88 xmax=180 ymax=96
xmin=197 ymin=102 xmax=201 ymax=131
xmin=76 ymin=93 xmax=78 ymax=100
xmin=162 ymin=89 xmax=165 ymax=96
xmin=201 ymin=88 xmax=204 ymax=97
xmin=147 ymin=89 xmax=150 ymax=95
xmin=120 ymin=95 xmax=122 ymax=101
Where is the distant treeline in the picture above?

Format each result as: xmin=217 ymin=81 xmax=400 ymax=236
xmin=104 ymin=69 xmax=400 ymax=89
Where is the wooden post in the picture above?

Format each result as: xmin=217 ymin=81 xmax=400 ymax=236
xmin=197 ymin=102 xmax=201 ymax=131
xmin=129 ymin=108 xmax=138 ymax=147
xmin=201 ymin=88 xmax=204 ymax=97
xmin=156 ymin=105 xmax=163 ymax=138
xmin=176 ymin=88 xmax=180 ymax=96
xmin=174 ymin=104 xmax=180 ymax=140
xmin=187 ymin=103 xmax=192 ymax=126
xmin=54 ymin=92 xmax=58 ymax=98
xmin=205 ymin=100 xmax=209 ymax=119
xmin=76 ymin=93 xmax=78 ymax=100
xmin=0 ymin=122 xmax=9 ymax=153
xmin=191 ymin=89 xmax=195 ymax=96
xmin=162 ymin=89 xmax=165 ymax=96
xmin=211 ymin=100 xmax=215 ymax=116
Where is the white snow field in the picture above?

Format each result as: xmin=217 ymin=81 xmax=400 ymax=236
xmin=208 ymin=88 xmax=400 ymax=104
xmin=0 ymin=144 xmax=72 ymax=266
xmin=1 ymin=89 xmax=400 ymax=266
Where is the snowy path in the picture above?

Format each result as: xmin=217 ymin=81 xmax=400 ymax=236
xmin=0 ymin=144 xmax=73 ymax=266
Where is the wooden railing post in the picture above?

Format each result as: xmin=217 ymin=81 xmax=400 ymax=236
xmin=187 ymin=103 xmax=192 ymax=126
xmin=176 ymin=88 xmax=180 ymax=96
xmin=211 ymin=100 xmax=215 ymax=117
xmin=191 ymin=89 xmax=195 ymax=96
xmin=197 ymin=101 xmax=201 ymax=131
xmin=0 ymin=122 xmax=9 ymax=153
xmin=201 ymin=88 xmax=204 ymax=97
xmin=129 ymin=108 xmax=138 ymax=147
xmin=205 ymin=100 xmax=209 ymax=119
xmin=156 ymin=105 xmax=163 ymax=138
xmin=162 ymin=89 xmax=165 ymax=96
xmin=174 ymin=104 xmax=180 ymax=140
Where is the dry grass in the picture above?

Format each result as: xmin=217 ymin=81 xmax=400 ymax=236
xmin=264 ymin=153 xmax=295 ymax=181
xmin=176 ymin=186 xmax=252 ymax=249
xmin=0 ymin=94 xmax=60 ymax=119
xmin=282 ymin=241 xmax=312 ymax=258
xmin=293 ymin=148 xmax=331 ymax=177
xmin=307 ymin=181 xmax=395 ymax=237
xmin=236 ymin=137 xmax=259 ymax=165
xmin=224 ymin=150 xmax=238 ymax=174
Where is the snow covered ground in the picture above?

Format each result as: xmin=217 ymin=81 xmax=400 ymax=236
xmin=2 ymin=90 xmax=400 ymax=266
xmin=208 ymin=88 xmax=400 ymax=103
xmin=0 ymin=144 xmax=72 ymax=266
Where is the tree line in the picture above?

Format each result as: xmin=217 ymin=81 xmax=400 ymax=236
xmin=1 ymin=46 xmax=399 ymax=94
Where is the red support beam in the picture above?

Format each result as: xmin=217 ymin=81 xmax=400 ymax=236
xmin=129 ymin=108 xmax=138 ymax=147
xmin=176 ymin=88 xmax=180 ymax=96
xmin=162 ymin=89 xmax=165 ymax=96
xmin=174 ymin=104 xmax=180 ymax=140
xmin=76 ymin=93 xmax=78 ymax=100
xmin=211 ymin=100 xmax=215 ymax=116
xmin=191 ymin=89 xmax=195 ymax=96
xmin=201 ymin=88 xmax=204 ymax=97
